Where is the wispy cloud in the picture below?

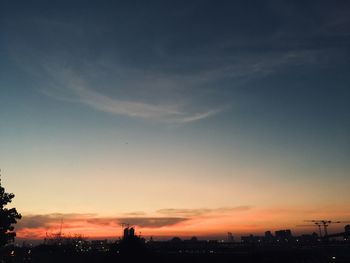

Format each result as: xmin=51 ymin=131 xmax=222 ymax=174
xmin=157 ymin=206 xmax=252 ymax=217
xmin=114 ymin=217 xmax=189 ymax=228
xmin=176 ymin=109 xmax=223 ymax=123
xmin=73 ymin=85 xmax=182 ymax=119
xmin=17 ymin=213 xmax=189 ymax=231
xmin=85 ymin=217 xmax=189 ymax=228
xmin=38 ymin=64 xmax=224 ymax=123
xmin=17 ymin=213 xmax=95 ymax=230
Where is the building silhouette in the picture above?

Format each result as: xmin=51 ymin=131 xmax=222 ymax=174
xmin=123 ymin=227 xmax=136 ymax=240
xmin=275 ymin=229 xmax=292 ymax=242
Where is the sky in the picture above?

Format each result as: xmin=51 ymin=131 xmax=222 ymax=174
xmin=0 ymin=0 xmax=350 ymax=240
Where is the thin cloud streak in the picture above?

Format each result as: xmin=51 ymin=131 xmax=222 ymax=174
xmin=17 ymin=213 xmax=189 ymax=230
xmin=74 ymin=86 xmax=182 ymax=119
xmin=40 ymin=65 xmax=223 ymax=123
xmin=73 ymin=85 xmax=222 ymax=123
xmin=157 ymin=206 xmax=253 ymax=217
xmin=176 ymin=109 xmax=223 ymax=123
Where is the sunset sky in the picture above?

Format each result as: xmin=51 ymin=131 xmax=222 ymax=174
xmin=1 ymin=1 xmax=350 ymax=240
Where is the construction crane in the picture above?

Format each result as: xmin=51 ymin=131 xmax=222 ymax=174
xmin=304 ymin=220 xmax=350 ymax=238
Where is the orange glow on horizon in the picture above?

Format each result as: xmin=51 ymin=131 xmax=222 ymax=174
xmin=16 ymin=205 xmax=350 ymax=240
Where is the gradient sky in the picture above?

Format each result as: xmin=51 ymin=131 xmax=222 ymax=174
xmin=0 ymin=0 xmax=350 ymax=240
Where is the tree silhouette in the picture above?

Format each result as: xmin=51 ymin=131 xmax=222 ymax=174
xmin=0 ymin=173 xmax=21 ymax=247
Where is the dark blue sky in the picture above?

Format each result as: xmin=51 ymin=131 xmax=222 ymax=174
xmin=2 ymin=0 xmax=349 ymax=149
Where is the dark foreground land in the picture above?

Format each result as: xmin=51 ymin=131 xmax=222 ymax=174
xmin=1 ymin=243 xmax=350 ymax=263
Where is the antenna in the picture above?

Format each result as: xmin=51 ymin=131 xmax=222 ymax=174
xmin=59 ymin=218 xmax=63 ymax=237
